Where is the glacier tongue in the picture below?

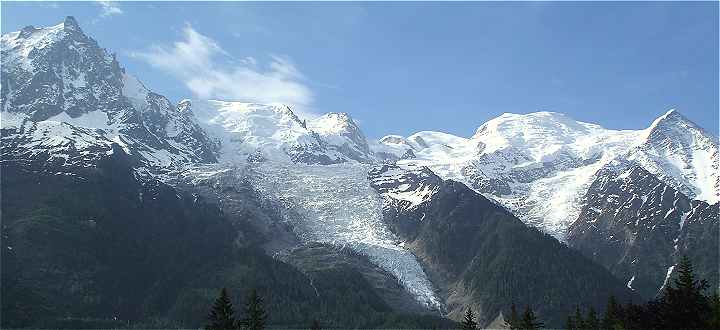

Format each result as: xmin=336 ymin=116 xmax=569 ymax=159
xmin=247 ymin=162 xmax=442 ymax=310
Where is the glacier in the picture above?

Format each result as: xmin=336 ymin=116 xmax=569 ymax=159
xmin=247 ymin=162 xmax=442 ymax=310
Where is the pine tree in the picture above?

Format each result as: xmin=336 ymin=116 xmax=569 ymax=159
xmin=573 ymin=305 xmax=585 ymax=330
xmin=310 ymin=319 xmax=321 ymax=330
xmin=585 ymin=307 xmax=599 ymax=330
xmin=241 ymin=289 xmax=267 ymax=330
xmin=461 ymin=307 xmax=478 ymax=330
xmin=520 ymin=305 xmax=543 ymax=329
xmin=565 ymin=315 xmax=575 ymax=330
xmin=707 ymin=291 xmax=720 ymax=329
xmin=662 ymin=255 xmax=711 ymax=329
xmin=601 ymin=295 xmax=622 ymax=330
xmin=206 ymin=288 xmax=236 ymax=330
xmin=504 ymin=303 xmax=520 ymax=330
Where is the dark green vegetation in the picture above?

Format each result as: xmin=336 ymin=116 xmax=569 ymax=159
xmin=458 ymin=303 xmax=543 ymax=330
xmin=0 ymin=151 xmax=453 ymax=329
xmin=566 ymin=256 xmax=720 ymax=330
xmin=205 ymin=288 xmax=267 ymax=330
xmin=207 ymin=288 xmax=237 ymax=330
xmin=369 ymin=166 xmax=637 ymax=327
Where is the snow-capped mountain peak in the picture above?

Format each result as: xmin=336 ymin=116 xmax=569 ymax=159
xmin=368 ymin=109 xmax=717 ymax=239
xmin=187 ymin=100 xmax=377 ymax=164
xmin=629 ymin=109 xmax=719 ymax=203
xmin=308 ymin=112 xmax=373 ymax=162
xmin=470 ymin=111 xmax=627 ymax=161
xmin=1 ymin=17 xmax=218 ymax=169
xmin=641 ymin=109 xmax=712 ymax=146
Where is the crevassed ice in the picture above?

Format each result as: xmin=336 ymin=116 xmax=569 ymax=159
xmin=248 ymin=162 xmax=442 ymax=310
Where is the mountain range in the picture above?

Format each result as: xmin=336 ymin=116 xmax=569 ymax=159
xmin=1 ymin=17 xmax=717 ymax=328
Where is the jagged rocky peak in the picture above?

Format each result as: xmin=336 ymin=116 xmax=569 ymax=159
xmin=14 ymin=16 xmax=83 ymax=42
xmin=62 ymin=16 xmax=82 ymax=33
xmin=2 ymin=16 xmax=125 ymax=121
xmin=1 ymin=17 xmax=218 ymax=167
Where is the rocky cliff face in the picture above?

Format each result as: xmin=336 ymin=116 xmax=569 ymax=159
xmin=567 ymin=161 xmax=719 ymax=299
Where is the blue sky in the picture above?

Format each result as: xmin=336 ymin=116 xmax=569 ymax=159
xmin=2 ymin=1 xmax=718 ymax=138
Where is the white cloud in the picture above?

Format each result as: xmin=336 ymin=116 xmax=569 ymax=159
xmin=131 ymin=25 xmax=314 ymax=113
xmin=97 ymin=0 xmax=123 ymax=18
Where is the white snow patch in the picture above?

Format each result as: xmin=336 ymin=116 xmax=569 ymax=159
xmin=627 ymin=275 xmax=636 ymax=290
xmin=47 ymin=110 xmax=114 ymax=131
xmin=660 ymin=265 xmax=676 ymax=291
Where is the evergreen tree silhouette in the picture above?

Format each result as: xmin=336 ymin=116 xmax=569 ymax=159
xmin=206 ymin=288 xmax=236 ymax=330
xmin=662 ymin=255 xmax=711 ymax=329
xmin=585 ymin=307 xmax=599 ymax=330
xmin=601 ymin=295 xmax=622 ymax=329
xmin=565 ymin=314 xmax=575 ymax=330
xmin=520 ymin=305 xmax=543 ymax=329
xmin=461 ymin=307 xmax=477 ymax=330
xmin=708 ymin=291 xmax=720 ymax=329
xmin=573 ymin=305 xmax=585 ymax=330
xmin=241 ymin=289 xmax=267 ymax=330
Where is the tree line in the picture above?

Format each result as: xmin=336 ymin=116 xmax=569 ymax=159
xmin=207 ymin=256 xmax=718 ymax=329
xmin=206 ymin=288 xmax=270 ymax=330
xmin=206 ymin=288 xmax=321 ymax=330
xmin=460 ymin=303 xmax=543 ymax=330
xmin=457 ymin=256 xmax=718 ymax=329
xmin=565 ymin=255 xmax=719 ymax=330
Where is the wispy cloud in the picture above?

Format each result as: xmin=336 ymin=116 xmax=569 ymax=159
xmin=97 ymin=0 xmax=123 ymax=18
xmin=131 ymin=24 xmax=314 ymax=113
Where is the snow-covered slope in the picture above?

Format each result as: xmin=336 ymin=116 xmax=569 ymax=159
xmin=189 ymin=100 xmax=374 ymax=165
xmin=370 ymin=111 xmax=718 ymax=239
